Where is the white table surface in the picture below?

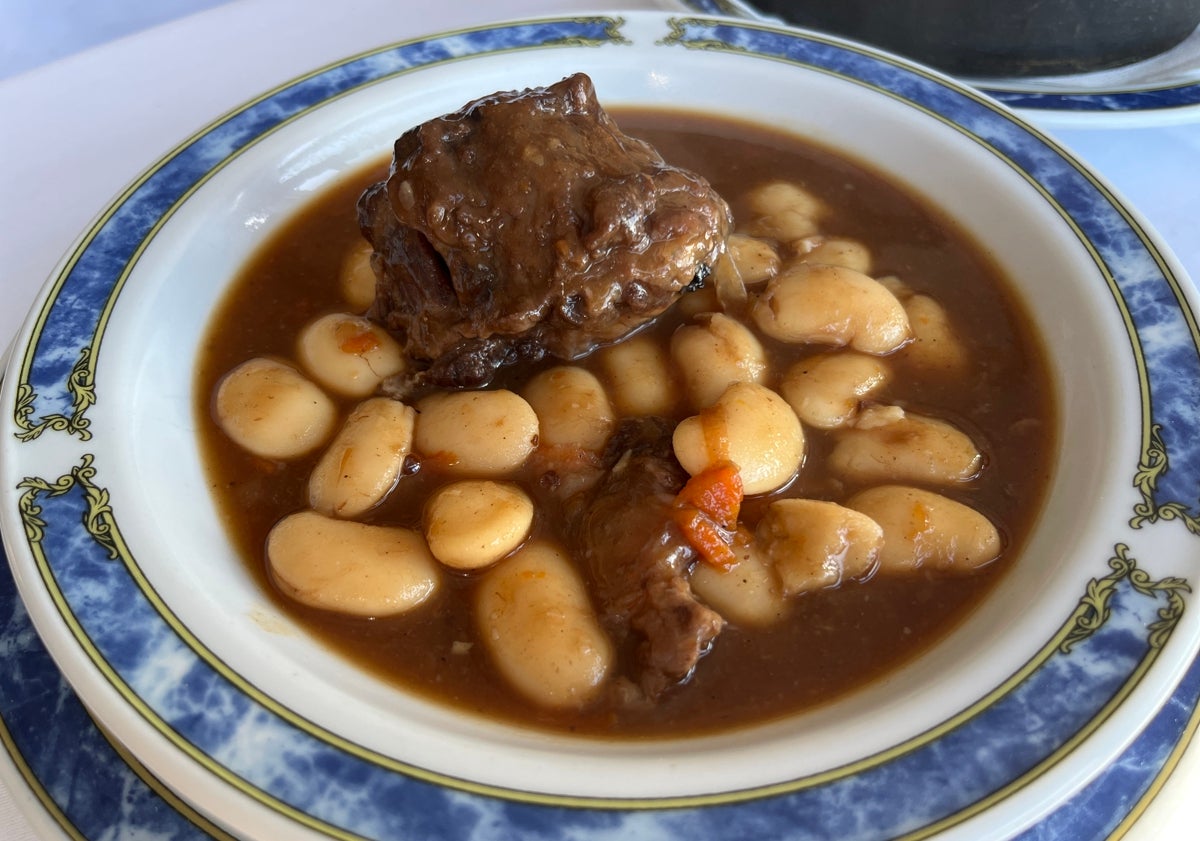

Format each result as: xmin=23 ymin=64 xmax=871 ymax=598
xmin=2 ymin=1 xmax=1199 ymax=838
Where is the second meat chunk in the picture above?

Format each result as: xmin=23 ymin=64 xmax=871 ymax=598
xmin=568 ymin=418 xmax=725 ymax=700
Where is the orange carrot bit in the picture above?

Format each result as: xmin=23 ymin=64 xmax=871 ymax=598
xmin=335 ymin=322 xmax=381 ymax=355
xmin=672 ymin=508 xmax=739 ymax=571
xmin=672 ymin=464 xmax=744 ymax=570
xmin=674 ymin=462 xmax=743 ymax=529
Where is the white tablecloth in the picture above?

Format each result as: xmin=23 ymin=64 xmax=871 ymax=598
xmin=2 ymin=1 xmax=1199 ymax=838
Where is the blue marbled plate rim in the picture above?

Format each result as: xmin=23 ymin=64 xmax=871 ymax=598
xmin=3 ymin=536 xmax=1200 ymax=841
xmin=3 ymin=11 xmax=1200 ymax=841
xmin=0 ymin=549 xmax=233 ymax=841
xmin=680 ymin=0 xmax=1200 ymax=114
xmin=980 ymin=83 xmax=1200 ymax=115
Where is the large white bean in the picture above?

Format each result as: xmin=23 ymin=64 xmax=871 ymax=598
xmin=751 ymin=263 xmax=911 ymax=354
xmin=522 ymin=366 xmax=615 ymax=452
xmin=903 ymin=294 xmax=970 ymax=377
xmin=214 ymin=357 xmax=337 ymax=460
xmin=671 ymin=313 xmax=769 ymax=409
xmin=846 ymin=485 xmax=1001 ymax=573
xmin=741 ymin=181 xmax=825 ymax=241
xmin=339 ymin=240 xmax=377 ymax=312
xmin=599 ymin=335 xmax=680 ymax=417
xmin=756 ymin=499 xmax=883 ymax=595
xmin=745 ymin=181 xmax=827 ymax=219
xmin=726 ymin=233 xmax=781 ymax=286
xmin=676 ymin=284 xmax=721 ymax=320
xmin=829 ymin=406 xmax=984 ymax=484
xmin=475 ymin=541 xmax=613 ymax=709
xmin=790 ymin=236 xmax=873 ymax=275
xmin=875 ymin=274 xmax=910 ymax=299
xmin=424 ymin=481 xmax=534 ymax=570
xmin=308 ymin=397 xmax=415 ymax=518
xmin=414 ymin=390 xmax=539 ymax=475
xmin=673 ymin=382 xmax=805 ymax=495
xmin=690 ymin=530 xmax=786 ymax=626
xmin=267 ymin=510 xmax=439 ymax=617
xmin=296 ymin=312 xmax=405 ymax=398
xmin=780 ymin=352 xmax=890 ymax=429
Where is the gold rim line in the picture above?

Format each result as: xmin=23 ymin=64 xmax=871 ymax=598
xmin=93 ymin=14 xmax=1168 ymax=794
xmin=25 ymin=472 xmax=1171 ymax=811
xmin=26 ymin=537 xmax=374 ymax=841
xmin=8 ymin=10 xmax=1198 ymax=835
xmin=21 ymin=570 xmax=1182 ymax=841
xmin=1110 ymin=677 xmax=1200 ymax=839
xmin=901 ymin=649 xmax=1166 ymax=840
xmin=9 ymin=14 xmax=628 ymax=434
xmin=669 ymin=14 xmax=1200 ymax=475
xmin=0 ymin=713 xmax=88 ymax=841
xmin=665 ymin=17 xmax=1157 ymax=462
xmin=88 ymin=711 xmax=265 ymax=841
xmin=19 ymin=13 xmax=1188 ymax=811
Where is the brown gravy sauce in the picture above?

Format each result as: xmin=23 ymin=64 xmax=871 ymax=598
xmin=194 ymin=110 xmax=1057 ymax=737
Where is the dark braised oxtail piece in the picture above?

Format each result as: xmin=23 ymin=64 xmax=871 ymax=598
xmin=358 ymin=72 xmax=732 ymax=396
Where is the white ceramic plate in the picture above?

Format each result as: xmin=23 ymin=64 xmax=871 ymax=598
xmin=2 ymin=537 xmax=1200 ymax=841
xmin=3 ymin=12 xmax=1200 ymax=841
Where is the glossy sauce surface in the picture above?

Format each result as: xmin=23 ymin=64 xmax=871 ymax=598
xmin=195 ymin=110 xmax=1057 ymax=736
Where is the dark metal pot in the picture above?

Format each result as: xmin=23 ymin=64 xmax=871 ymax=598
xmin=747 ymin=0 xmax=1200 ymax=76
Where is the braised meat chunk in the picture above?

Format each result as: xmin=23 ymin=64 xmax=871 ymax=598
xmin=200 ymin=103 xmax=1057 ymax=735
xmin=569 ymin=418 xmax=725 ymax=700
xmin=359 ymin=72 xmax=732 ymax=392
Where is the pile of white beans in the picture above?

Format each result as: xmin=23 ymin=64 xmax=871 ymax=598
xmin=212 ymin=179 xmax=1002 ymax=711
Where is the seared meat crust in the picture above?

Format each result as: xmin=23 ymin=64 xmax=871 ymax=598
xmin=359 ymin=73 xmax=731 ymax=392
